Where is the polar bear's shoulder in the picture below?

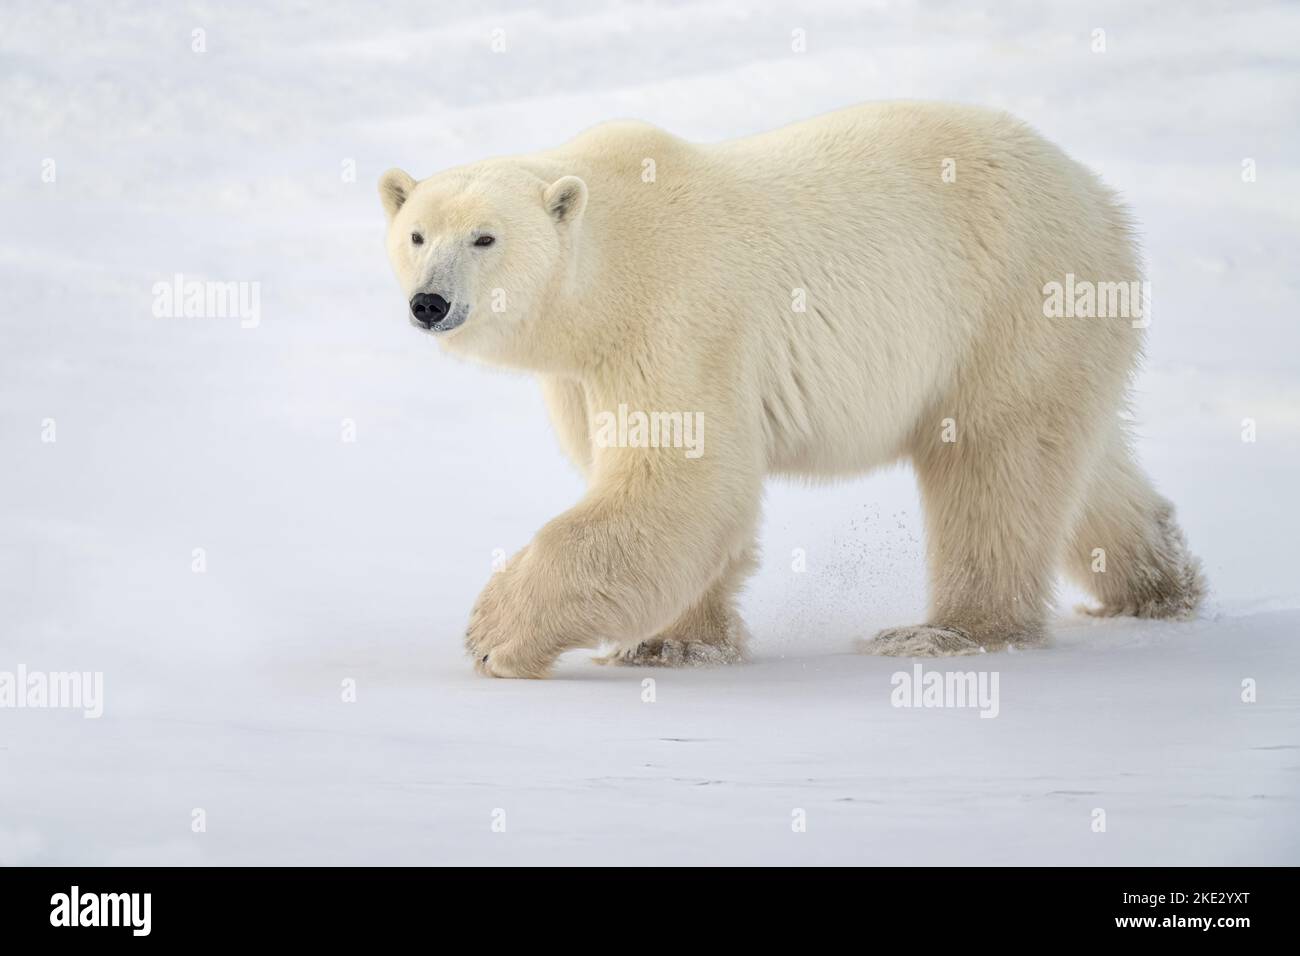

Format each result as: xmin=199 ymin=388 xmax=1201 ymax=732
xmin=559 ymin=119 xmax=695 ymax=164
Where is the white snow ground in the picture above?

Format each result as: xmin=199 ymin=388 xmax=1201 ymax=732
xmin=1 ymin=0 xmax=1298 ymax=865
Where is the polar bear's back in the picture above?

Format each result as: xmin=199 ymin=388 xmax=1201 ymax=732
xmin=554 ymin=104 xmax=1143 ymax=475
xmin=712 ymin=100 xmax=1138 ymax=318
xmin=710 ymin=101 xmax=1144 ymax=474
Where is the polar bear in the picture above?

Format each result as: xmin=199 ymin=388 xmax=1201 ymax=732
xmin=379 ymin=101 xmax=1204 ymax=678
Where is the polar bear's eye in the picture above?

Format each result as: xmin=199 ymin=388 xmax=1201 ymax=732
xmin=411 ymin=232 xmax=424 ymax=246
xmin=473 ymin=235 xmax=496 ymax=248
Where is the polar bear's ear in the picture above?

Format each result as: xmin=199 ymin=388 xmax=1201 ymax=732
xmin=379 ymin=168 xmax=417 ymax=221
xmin=543 ymin=176 xmax=587 ymax=225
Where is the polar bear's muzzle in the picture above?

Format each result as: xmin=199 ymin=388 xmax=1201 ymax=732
xmin=409 ymin=292 xmax=467 ymax=334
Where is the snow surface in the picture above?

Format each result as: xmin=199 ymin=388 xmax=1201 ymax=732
xmin=1 ymin=0 xmax=1298 ymax=865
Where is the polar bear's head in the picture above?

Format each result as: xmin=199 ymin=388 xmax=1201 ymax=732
xmin=379 ymin=163 xmax=587 ymax=363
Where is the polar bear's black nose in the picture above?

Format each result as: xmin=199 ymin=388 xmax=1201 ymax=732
xmin=410 ymin=293 xmax=450 ymax=328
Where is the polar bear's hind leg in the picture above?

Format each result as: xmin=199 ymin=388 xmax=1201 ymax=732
xmin=860 ymin=396 xmax=1097 ymax=657
xmin=1064 ymin=434 xmax=1205 ymax=620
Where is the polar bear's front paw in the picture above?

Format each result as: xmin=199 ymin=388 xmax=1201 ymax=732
xmin=857 ymin=624 xmax=984 ymax=657
xmin=472 ymin=640 xmax=545 ymax=679
xmin=596 ymin=636 xmax=746 ymax=668
xmin=467 ymin=617 xmax=556 ymax=678
xmin=465 ymin=556 xmax=558 ymax=679
xmin=596 ymin=611 xmax=750 ymax=668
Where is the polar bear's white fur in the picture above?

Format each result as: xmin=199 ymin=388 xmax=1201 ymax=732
xmin=380 ymin=101 xmax=1204 ymax=678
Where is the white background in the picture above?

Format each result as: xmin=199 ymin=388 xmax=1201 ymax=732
xmin=1 ymin=0 xmax=1297 ymax=864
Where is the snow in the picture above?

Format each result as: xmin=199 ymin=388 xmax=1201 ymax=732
xmin=1 ymin=0 xmax=1298 ymax=864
